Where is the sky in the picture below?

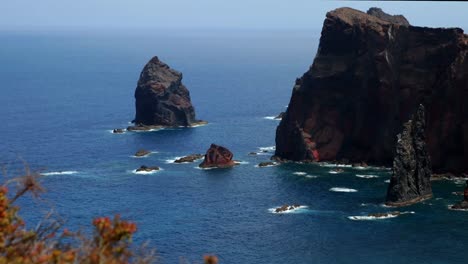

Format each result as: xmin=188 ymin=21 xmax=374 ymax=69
xmin=1 ymin=1 xmax=468 ymax=31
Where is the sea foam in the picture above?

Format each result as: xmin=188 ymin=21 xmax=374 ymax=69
xmin=268 ymin=205 xmax=309 ymax=214
xmin=41 ymin=171 xmax=79 ymax=176
xmin=348 ymin=211 xmax=414 ymax=221
xmin=329 ymin=187 xmax=358 ymax=193
xmin=356 ymin=174 xmax=379 ymax=179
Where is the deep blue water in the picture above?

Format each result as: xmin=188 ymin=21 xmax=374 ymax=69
xmin=1 ymin=29 xmax=467 ymax=264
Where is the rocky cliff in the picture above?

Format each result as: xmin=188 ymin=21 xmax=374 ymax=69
xmin=386 ymin=105 xmax=432 ymax=206
xmin=130 ymin=56 xmax=204 ymax=128
xmin=275 ymin=7 xmax=468 ymax=173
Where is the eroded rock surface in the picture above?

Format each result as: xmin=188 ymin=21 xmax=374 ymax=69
xmin=386 ymin=105 xmax=432 ymax=207
xmin=174 ymin=154 xmax=204 ymax=163
xmin=129 ymin=56 xmax=205 ymax=129
xmin=275 ymin=7 xmax=468 ymax=174
xmin=199 ymin=144 xmax=236 ymax=169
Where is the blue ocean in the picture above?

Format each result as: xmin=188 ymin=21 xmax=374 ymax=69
xmin=1 ymin=29 xmax=467 ymax=263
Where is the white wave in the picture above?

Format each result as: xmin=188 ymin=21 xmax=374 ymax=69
xmin=293 ymin=172 xmax=307 ymax=176
xmin=165 ymin=157 xmax=184 ymax=164
xmin=320 ymin=163 xmax=352 ymax=168
xmin=305 ymin=175 xmax=318 ymax=179
xmin=328 ymin=170 xmax=345 ymax=174
xmin=236 ymin=161 xmax=250 ymax=165
xmin=259 ymin=146 xmax=276 ymax=152
xmin=132 ymin=128 xmax=161 ymax=132
xmin=41 ymin=171 xmax=79 ymax=176
xmin=353 ymin=166 xmax=368 ymax=170
xmin=356 ymin=174 xmax=379 ymax=179
xmin=194 ymin=166 xmax=217 ymax=170
xmin=130 ymin=168 xmax=161 ymax=175
xmin=384 ymin=179 xmax=391 ymax=183
xmin=329 ymin=187 xmax=358 ymax=193
xmin=263 ymin=116 xmax=281 ymax=120
xmin=254 ymin=163 xmax=278 ymax=168
xmin=448 ymin=205 xmax=468 ymax=211
xmin=268 ymin=205 xmax=309 ymax=214
xmin=348 ymin=211 xmax=414 ymax=221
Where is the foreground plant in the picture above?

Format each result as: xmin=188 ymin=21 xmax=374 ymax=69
xmin=0 ymin=167 xmax=217 ymax=263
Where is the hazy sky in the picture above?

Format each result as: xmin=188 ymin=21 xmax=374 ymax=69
xmin=1 ymin=1 xmax=467 ymax=31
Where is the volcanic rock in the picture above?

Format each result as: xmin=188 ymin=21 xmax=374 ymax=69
xmin=275 ymin=7 xmax=468 ymax=174
xmin=135 ymin=149 xmax=151 ymax=157
xmin=199 ymin=144 xmax=236 ymax=169
xmin=450 ymin=181 xmax=468 ymax=210
xmin=174 ymin=154 xmax=204 ymax=163
xmin=128 ymin=56 xmax=205 ymax=129
xmin=112 ymin=129 xmax=125 ymax=134
xmin=258 ymin=162 xmax=277 ymax=167
xmin=136 ymin=165 xmax=160 ymax=172
xmin=274 ymin=204 xmax=302 ymax=213
xmin=366 ymin=7 xmax=410 ymax=26
xmin=368 ymin=211 xmax=401 ymax=218
xmin=386 ymin=105 xmax=432 ymax=207
xmin=274 ymin=112 xmax=285 ymax=120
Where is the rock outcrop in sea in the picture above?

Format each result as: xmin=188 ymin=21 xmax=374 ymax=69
xmin=128 ymin=56 xmax=206 ymax=130
xmin=199 ymin=144 xmax=236 ymax=169
xmin=450 ymin=180 xmax=468 ymax=210
xmin=274 ymin=7 xmax=468 ymax=174
xmin=386 ymin=105 xmax=432 ymax=207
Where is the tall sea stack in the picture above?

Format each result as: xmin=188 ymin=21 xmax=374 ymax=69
xmin=130 ymin=56 xmax=205 ymax=129
xmin=275 ymin=7 xmax=468 ymax=174
xmin=386 ymin=105 xmax=432 ymax=207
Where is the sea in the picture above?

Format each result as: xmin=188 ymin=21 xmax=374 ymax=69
xmin=1 ymin=29 xmax=467 ymax=263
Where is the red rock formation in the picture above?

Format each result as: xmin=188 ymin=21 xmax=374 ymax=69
xmin=199 ymin=144 xmax=236 ymax=168
xmin=275 ymin=7 xmax=468 ymax=174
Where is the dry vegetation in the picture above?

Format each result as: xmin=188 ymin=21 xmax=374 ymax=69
xmin=0 ymin=165 xmax=217 ymax=264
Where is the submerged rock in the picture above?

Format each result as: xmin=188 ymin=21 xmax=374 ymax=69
xmin=112 ymin=129 xmax=125 ymax=134
xmin=136 ymin=165 xmax=160 ymax=172
xmin=274 ymin=204 xmax=302 ymax=213
xmin=274 ymin=7 xmax=468 ymax=174
xmin=174 ymin=154 xmax=204 ymax=163
xmin=134 ymin=149 xmax=151 ymax=157
xmin=450 ymin=181 xmax=468 ymax=210
xmin=368 ymin=211 xmax=401 ymax=218
xmin=386 ymin=105 xmax=432 ymax=207
xmin=199 ymin=144 xmax=236 ymax=169
xmin=258 ymin=162 xmax=277 ymax=167
xmin=129 ymin=56 xmax=205 ymax=129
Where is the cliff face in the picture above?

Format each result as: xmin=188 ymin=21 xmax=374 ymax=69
xmin=275 ymin=7 xmax=468 ymax=173
xmin=386 ymin=105 xmax=432 ymax=206
xmin=132 ymin=56 xmax=201 ymax=127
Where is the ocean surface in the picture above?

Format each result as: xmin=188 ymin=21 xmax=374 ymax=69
xmin=1 ymin=29 xmax=467 ymax=264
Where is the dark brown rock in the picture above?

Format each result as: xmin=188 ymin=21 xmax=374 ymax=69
xmin=112 ymin=129 xmax=125 ymax=134
xmin=451 ymin=181 xmax=468 ymax=210
xmin=136 ymin=165 xmax=160 ymax=172
xmin=199 ymin=144 xmax=236 ymax=169
xmin=174 ymin=154 xmax=204 ymax=163
xmin=274 ymin=112 xmax=285 ymax=120
xmin=275 ymin=7 xmax=468 ymax=174
xmin=368 ymin=211 xmax=401 ymax=218
xmin=135 ymin=149 xmax=151 ymax=157
xmin=366 ymin=7 xmax=410 ymax=26
xmin=386 ymin=105 xmax=432 ymax=207
xmin=130 ymin=56 xmax=205 ymax=128
xmin=258 ymin=162 xmax=277 ymax=167
xmin=274 ymin=204 xmax=302 ymax=213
